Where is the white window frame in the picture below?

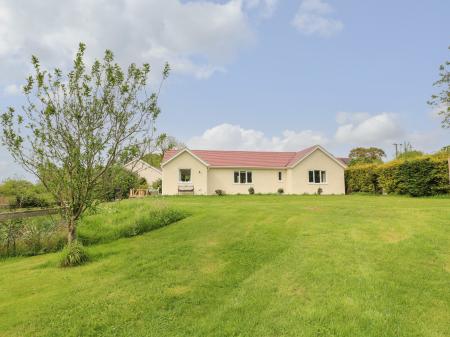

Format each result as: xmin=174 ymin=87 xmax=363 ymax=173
xmin=308 ymin=170 xmax=327 ymax=184
xmin=179 ymin=168 xmax=192 ymax=184
xmin=233 ymin=170 xmax=253 ymax=184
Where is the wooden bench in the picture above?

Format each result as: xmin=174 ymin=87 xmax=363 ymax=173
xmin=178 ymin=186 xmax=194 ymax=195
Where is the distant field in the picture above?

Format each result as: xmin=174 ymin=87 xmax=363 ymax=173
xmin=0 ymin=195 xmax=449 ymax=337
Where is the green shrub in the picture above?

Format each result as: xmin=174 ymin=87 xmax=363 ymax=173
xmin=376 ymin=161 xmax=400 ymax=194
xmin=396 ymin=150 xmax=424 ymax=160
xmin=15 ymin=191 xmax=51 ymax=208
xmin=152 ymin=178 xmax=162 ymax=193
xmin=59 ymin=241 xmax=89 ymax=267
xmin=215 ymin=189 xmax=225 ymax=196
xmin=277 ymin=188 xmax=284 ymax=194
xmin=96 ymin=165 xmax=143 ymax=201
xmin=345 ymin=156 xmax=450 ymax=197
xmin=379 ymin=157 xmax=450 ymax=196
xmin=248 ymin=187 xmax=255 ymax=195
xmin=0 ymin=179 xmax=54 ymax=209
xmin=317 ymin=187 xmax=323 ymax=195
xmin=345 ymin=164 xmax=380 ymax=194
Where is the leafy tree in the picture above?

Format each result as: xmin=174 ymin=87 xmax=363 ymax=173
xmin=141 ymin=153 xmax=163 ymax=168
xmin=348 ymin=147 xmax=386 ymax=166
xmin=0 ymin=179 xmax=53 ymax=208
xmin=157 ymin=134 xmax=185 ymax=156
xmin=440 ymin=145 xmax=450 ymax=154
xmin=428 ymin=46 xmax=449 ymax=128
xmin=142 ymin=134 xmax=184 ymax=168
xmin=96 ymin=165 xmax=144 ymax=201
xmin=1 ymin=43 xmax=169 ymax=243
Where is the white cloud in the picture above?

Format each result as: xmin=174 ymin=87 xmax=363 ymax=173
xmin=187 ymin=123 xmax=328 ymax=151
xmin=243 ymin=0 xmax=279 ymax=17
xmin=3 ymin=84 xmax=20 ymax=96
xmin=292 ymin=0 xmax=343 ymax=37
xmin=0 ymin=0 xmax=274 ymax=85
xmin=336 ymin=111 xmax=371 ymax=125
xmin=408 ymin=129 xmax=449 ymax=153
xmin=334 ymin=112 xmax=403 ymax=145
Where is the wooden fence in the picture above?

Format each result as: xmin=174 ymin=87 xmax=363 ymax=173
xmin=0 ymin=208 xmax=60 ymax=221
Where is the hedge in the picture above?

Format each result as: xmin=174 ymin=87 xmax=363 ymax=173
xmin=345 ymin=157 xmax=450 ymax=197
xmin=0 ymin=179 xmax=54 ymax=208
xmin=345 ymin=164 xmax=380 ymax=194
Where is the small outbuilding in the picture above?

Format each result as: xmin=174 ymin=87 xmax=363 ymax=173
xmin=124 ymin=159 xmax=162 ymax=186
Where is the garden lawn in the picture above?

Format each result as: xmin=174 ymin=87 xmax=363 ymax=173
xmin=0 ymin=195 xmax=449 ymax=337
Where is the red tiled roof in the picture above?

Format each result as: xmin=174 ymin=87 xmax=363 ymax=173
xmin=162 ymin=146 xmax=346 ymax=168
xmin=337 ymin=157 xmax=350 ymax=165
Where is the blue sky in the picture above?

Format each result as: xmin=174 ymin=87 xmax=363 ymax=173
xmin=0 ymin=0 xmax=449 ymax=180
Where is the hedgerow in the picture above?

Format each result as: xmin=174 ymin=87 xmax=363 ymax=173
xmin=345 ymin=156 xmax=449 ymax=197
xmin=345 ymin=164 xmax=380 ymax=194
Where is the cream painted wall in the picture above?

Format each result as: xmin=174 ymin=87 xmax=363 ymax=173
xmin=285 ymin=169 xmax=294 ymax=194
xmin=290 ymin=149 xmax=345 ymax=195
xmin=124 ymin=160 xmax=162 ymax=186
xmin=162 ymin=152 xmax=208 ymax=195
xmin=207 ymin=168 xmax=286 ymax=195
xmin=161 ymin=148 xmax=345 ymax=195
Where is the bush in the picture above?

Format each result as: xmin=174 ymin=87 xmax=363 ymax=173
xmin=317 ymin=187 xmax=323 ymax=195
xmin=97 ymin=165 xmax=143 ymax=201
xmin=277 ymin=188 xmax=284 ymax=194
xmin=59 ymin=241 xmax=90 ymax=267
xmin=378 ymin=158 xmax=449 ymax=196
xmin=15 ymin=191 xmax=51 ymax=208
xmin=215 ymin=189 xmax=225 ymax=196
xmin=345 ymin=164 xmax=380 ymax=194
xmin=248 ymin=187 xmax=255 ymax=195
xmin=396 ymin=150 xmax=424 ymax=161
xmin=0 ymin=179 xmax=54 ymax=209
xmin=345 ymin=156 xmax=450 ymax=197
xmin=152 ymin=178 xmax=162 ymax=193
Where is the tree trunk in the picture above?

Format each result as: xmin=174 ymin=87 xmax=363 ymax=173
xmin=67 ymin=218 xmax=77 ymax=243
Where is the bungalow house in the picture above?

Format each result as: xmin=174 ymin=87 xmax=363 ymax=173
xmin=161 ymin=145 xmax=348 ymax=195
xmin=124 ymin=159 xmax=162 ymax=186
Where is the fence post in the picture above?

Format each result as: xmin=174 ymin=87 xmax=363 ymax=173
xmin=448 ymin=157 xmax=450 ymax=184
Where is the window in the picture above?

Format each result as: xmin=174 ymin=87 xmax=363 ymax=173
xmin=308 ymin=170 xmax=326 ymax=184
xmin=240 ymin=171 xmax=246 ymax=184
xmin=179 ymin=169 xmax=191 ymax=183
xmin=278 ymin=171 xmax=282 ymax=181
xmin=321 ymin=171 xmax=326 ymax=183
xmin=234 ymin=171 xmax=252 ymax=184
xmin=314 ymin=170 xmax=320 ymax=183
xmin=309 ymin=170 xmax=314 ymax=183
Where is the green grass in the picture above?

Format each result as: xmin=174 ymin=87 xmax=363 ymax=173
xmin=0 ymin=200 xmax=185 ymax=257
xmin=0 ymin=195 xmax=449 ymax=337
xmin=78 ymin=200 xmax=186 ymax=245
